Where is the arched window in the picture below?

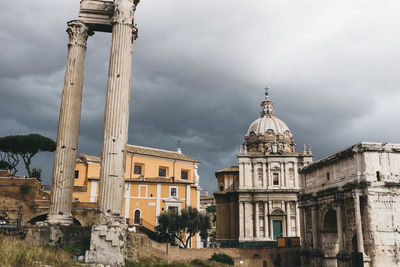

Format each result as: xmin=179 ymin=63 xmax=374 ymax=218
xmin=134 ymin=210 xmax=141 ymax=225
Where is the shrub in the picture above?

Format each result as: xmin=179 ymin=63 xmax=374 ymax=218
xmin=209 ymin=253 xmax=234 ymax=265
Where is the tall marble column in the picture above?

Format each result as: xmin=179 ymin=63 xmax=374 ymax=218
xmin=47 ymin=20 xmax=89 ymax=225
xmin=86 ymin=0 xmax=138 ymax=265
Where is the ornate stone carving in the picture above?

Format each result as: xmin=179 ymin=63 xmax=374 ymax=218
xmin=67 ymin=20 xmax=89 ymax=47
xmin=113 ymin=0 xmax=135 ymax=25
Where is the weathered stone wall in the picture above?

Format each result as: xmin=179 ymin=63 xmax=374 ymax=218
xmin=0 ymin=177 xmax=97 ymax=226
xmin=150 ymin=239 xmax=300 ymax=267
xmin=24 ymin=225 xmax=91 ymax=248
xmin=125 ymin=232 xmax=152 ymax=262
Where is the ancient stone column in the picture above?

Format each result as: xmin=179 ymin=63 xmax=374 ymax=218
xmin=353 ymin=191 xmax=365 ymax=254
xmin=86 ymin=0 xmax=138 ymax=265
xmin=311 ymin=200 xmax=318 ymax=250
xmin=47 ymin=20 xmax=89 ymax=225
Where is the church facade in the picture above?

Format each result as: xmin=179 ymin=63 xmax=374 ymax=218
xmin=215 ymin=88 xmax=313 ymax=247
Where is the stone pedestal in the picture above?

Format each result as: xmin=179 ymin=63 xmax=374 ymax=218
xmin=85 ymin=215 xmax=127 ymax=266
xmin=47 ymin=20 xmax=90 ymax=226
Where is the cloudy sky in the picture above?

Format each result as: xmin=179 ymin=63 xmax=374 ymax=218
xmin=1 ymin=0 xmax=399 ymax=192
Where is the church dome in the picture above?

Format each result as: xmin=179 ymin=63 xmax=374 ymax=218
xmin=243 ymin=86 xmax=295 ymax=154
xmin=246 ymin=88 xmax=292 ymax=137
xmin=247 ymin=115 xmax=292 ymax=136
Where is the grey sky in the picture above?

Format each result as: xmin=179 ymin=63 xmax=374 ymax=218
xmin=1 ymin=0 xmax=399 ymax=192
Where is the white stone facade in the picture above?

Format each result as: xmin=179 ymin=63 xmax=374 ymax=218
xmin=299 ymin=142 xmax=400 ymax=267
xmin=215 ymin=88 xmax=313 ymax=247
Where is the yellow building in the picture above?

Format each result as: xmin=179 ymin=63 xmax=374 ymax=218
xmin=72 ymin=144 xmax=202 ymax=248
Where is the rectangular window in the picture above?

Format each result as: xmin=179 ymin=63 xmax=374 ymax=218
xmin=159 ymin=167 xmax=167 ymax=177
xmin=74 ymin=170 xmax=79 ymax=179
xmin=181 ymin=170 xmax=188 ymax=180
xmin=134 ymin=164 xmax=143 ymax=175
xmin=327 ymin=172 xmax=330 ymax=181
xmin=273 ymin=173 xmax=279 ymax=185
xmin=170 ymin=187 xmax=177 ymax=197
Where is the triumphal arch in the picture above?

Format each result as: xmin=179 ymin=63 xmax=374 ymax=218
xmin=46 ymin=0 xmax=140 ymax=265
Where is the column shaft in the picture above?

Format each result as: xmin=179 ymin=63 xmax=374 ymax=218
xmin=286 ymin=201 xmax=291 ymax=237
xmin=311 ymin=202 xmax=318 ymax=250
xmin=48 ymin=20 xmax=89 ymax=225
xmin=296 ymin=202 xmax=301 ymax=237
xmin=239 ymin=163 xmax=244 ymax=188
xmin=98 ymin=21 xmax=134 ymax=215
xmin=267 ymin=163 xmax=272 ymax=188
xmin=239 ymin=201 xmax=244 ymax=238
xmin=264 ymin=202 xmax=269 ymax=238
xmin=353 ymin=191 xmax=365 ymax=253
xmin=299 ymin=206 xmax=305 ymax=248
xmin=255 ymin=202 xmax=260 ymax=238
xmin=262 ymin=162 xmax=267 ymax=188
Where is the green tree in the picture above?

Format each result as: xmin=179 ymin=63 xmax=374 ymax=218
xmin=0 ymin=134 xmax=56 ymax=177
xmin=31 ymin=167 xmax=42 ymax=182
xmin=0 ymin=160 xmax=10 ymax=170
xmin=156 ymin=207 xmax=211 ymax=248
xmin=206 ymin=205 xmax=216 ymax=213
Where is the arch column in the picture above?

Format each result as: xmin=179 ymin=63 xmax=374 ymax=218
xmin=47 ymin=20 xmax=90 ymax=225
xmin=311 ymin=199 xmax=319 ymax=250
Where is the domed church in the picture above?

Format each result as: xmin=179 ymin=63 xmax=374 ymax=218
xmin=214 ymin=87 xmax=313 ymax=247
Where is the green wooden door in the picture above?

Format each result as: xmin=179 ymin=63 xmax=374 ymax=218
xmin=273 ymin=220 xmax=283 ymax=240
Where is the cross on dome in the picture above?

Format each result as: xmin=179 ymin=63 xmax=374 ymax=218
xmin=265 ymin=85 xmax=269 ymax=100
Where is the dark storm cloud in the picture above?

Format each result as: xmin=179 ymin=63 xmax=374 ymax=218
xmin=1 ymin=0 xmax=399 ymax=192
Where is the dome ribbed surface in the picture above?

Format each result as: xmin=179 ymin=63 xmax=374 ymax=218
xmin=247 ymin=115 xmax=291 ymax=136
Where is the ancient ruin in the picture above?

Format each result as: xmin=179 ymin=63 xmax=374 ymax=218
xmin=299 ymin=142 xmax=400 ymax=267
xmin=47 ymin=0 xmax=140 ymax=265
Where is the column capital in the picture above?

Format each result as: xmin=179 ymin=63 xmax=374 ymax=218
xmin=113 ymin=0 xmax=137 ymax=25
xmin=67 ymin=20 xmax=90 ymax=48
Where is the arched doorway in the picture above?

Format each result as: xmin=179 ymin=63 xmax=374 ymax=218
xmin=270 ymin=209 xmax=285 ymax=240
xmin=134 ymin=210 xmax=141 ymax=225
xmin=322 ymin=208 xmax=339 ymax=266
